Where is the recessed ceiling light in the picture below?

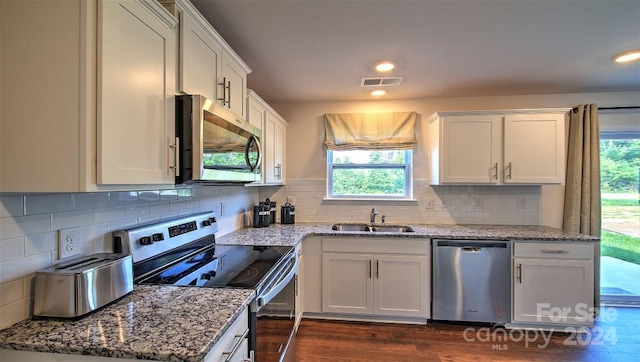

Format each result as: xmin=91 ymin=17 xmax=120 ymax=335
xmin=612 ymin=49 xmax=640 ymax=63
xmin=374 ymin=60 xmax=395 ymax=72
xmin=370 ymin=89 xmax=386 ymax=97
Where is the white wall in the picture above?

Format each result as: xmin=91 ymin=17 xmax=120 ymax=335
xmin=0 ymin=186 xmax=259 ymax=329
xmin=263 ymin=91 xmax=640 ymax=227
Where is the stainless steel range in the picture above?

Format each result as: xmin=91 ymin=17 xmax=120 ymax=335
xmin=112 ymin=212 xmax=298 ymax=362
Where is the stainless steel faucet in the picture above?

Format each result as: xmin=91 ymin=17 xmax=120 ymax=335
xmin=370 ymin=208 xmax=378 ymax=224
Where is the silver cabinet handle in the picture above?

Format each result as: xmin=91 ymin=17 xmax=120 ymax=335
xmin=516 ymin=263 xmax=522 ymax=283
xmin=218 ymin=77 xmax=230 ymax=106
xmin=376 ymin=259 xmax=379 ymax=279
xmin=169 ymin=137 xmax=179 ymax=176
xmin=492 ymin=162 xmax=498 ymax=180
xmin=368 ymin=260 xmax=372 ymax=278
xmin=506 ymin=162 xmax=512 ymax=179
xmin=275 ymin=163 xmax=282 ymax=180
xmin=541 ymin=249 xmax=570 ymax=254
xmin=222 ymin=328 xmax=249 ymax=362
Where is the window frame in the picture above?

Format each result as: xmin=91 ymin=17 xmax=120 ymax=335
xmin=326 ymin=149 xmax=414 ymax=200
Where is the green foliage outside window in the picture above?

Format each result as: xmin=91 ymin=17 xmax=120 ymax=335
xmin=330 ymin=150 xmax=410 ymax=197
xmin=600 ymin=139 xmax=640 ymax=192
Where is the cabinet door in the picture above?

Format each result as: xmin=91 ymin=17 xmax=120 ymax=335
xmin=264 ymin=112 xmax=285 ymax=184
xmin=274 ymin=121 xmax=286 ymax=182
xmin=513 ymin=258 xmax=594 ymax=325
xmin=179 ymin=7 xmax=221 ymax=101
xmin=441 ymin=116 xmax=501 ymax=183
xmin=322 ymin=253 xmax=374 ymax=315
xmin=374 ymin=255 xmax=430 ymax=318
xmin=98 ymin=0 xmax=176 ymax=184
xmin=221 ymin=54 xmax=247 ymax=119
xmin=503 ymin=114 xmax=565 ymax=184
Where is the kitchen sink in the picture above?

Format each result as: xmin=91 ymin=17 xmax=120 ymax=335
xmin=331 ymin=223 xmax=414 ymax=233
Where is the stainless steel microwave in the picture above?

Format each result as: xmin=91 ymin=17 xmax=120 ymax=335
xmin=176 ymin=95 xmax=261 ymax=184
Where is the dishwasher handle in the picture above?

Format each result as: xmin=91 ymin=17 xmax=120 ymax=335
xmin=435 ymin=240 xmax=508 ymax=248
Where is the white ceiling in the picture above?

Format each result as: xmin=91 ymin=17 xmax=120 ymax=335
xmin=191 ymin=0 xmax=640 ymax=103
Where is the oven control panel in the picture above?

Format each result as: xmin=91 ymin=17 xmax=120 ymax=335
xmin=168 ymin=221 xmax=198 ymax=238
xmin=112 ymin=211 xmax=218 ymax=263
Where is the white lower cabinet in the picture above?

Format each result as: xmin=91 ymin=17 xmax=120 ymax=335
xmin=204 ymin=308 xmax=251 ymax=362
xmin=511 ymin=242 xmax=595 ymax=327
xmin=318 ymin=237 xmax=430 ymax=321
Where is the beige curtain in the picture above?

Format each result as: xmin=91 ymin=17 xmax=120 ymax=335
xmin=324 ymin=112 xmax=417 ymax=150
xmin=563 ymin=104 xmax=601 ymax=236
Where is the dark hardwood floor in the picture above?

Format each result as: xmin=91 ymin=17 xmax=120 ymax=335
xmin=294 ymin=307 xmax=640 ymax=361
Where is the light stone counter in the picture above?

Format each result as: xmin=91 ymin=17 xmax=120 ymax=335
xmin=0 ymin=286 xmax=254 ymax=362
xmin=215 ymin=222 xmax=599 ymax=247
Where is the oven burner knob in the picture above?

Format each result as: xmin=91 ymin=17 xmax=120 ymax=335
xmin=201 ymin=271 xmax=215 ymax=280
xmin=209 ymin=217 xmax=217 ymax=223
xmin=203 ymin=219 xmax=211 ymax=226
xmin=152 ymin=233 xmax=164 ymax=242
xmin=139 ymin=236 xmax=153 ymax=245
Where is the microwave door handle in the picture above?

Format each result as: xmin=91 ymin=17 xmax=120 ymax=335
xmin=257 ymin=253 xmax=298 ymax=307
xmin=245 ymin=135 xmax=261 ymax=172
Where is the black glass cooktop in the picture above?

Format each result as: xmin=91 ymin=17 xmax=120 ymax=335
xmin=135 ymin=240 xmax=293 ymax=290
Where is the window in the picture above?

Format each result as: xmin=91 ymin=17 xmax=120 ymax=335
xmin=327 ymin=149 xmax=413 ymax=199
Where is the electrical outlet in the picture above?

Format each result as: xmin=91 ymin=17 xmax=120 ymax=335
xmin=474 ymin=199 xmax=483 ymax=210
xmin=441 ymin=200 xmax=448 ymax=209
xmin=517 ymin=198 xmax=526 ymax=209
xmin=425 ymin=199 xmax=434 ymax=209
xmin=58 ymin=228 xmax=82 ymax=259
xmin=287 ymin=196 xmax=295 ymax=205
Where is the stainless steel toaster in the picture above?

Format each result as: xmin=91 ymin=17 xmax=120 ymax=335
xmin=33 ymin=253 xmax=133 ymax=318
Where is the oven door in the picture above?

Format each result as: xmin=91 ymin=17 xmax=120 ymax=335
xmin=251 ymin=250 xmax=298 ymax=362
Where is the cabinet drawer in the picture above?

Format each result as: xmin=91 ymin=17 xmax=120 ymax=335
xmin=204 ymin=307 xmax=250 ymax=362
xmin=322 ymin=237 xmax=429 ymax=254
xmin=513 ymin=242 xmax=593 ymax=260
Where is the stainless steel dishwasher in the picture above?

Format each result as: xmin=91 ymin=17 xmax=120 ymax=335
xmin=432 ymin=239 xmax=511 ymax=323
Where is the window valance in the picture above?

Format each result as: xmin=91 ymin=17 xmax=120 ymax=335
xmin=323 ymin=111 xmax=417 ymax=150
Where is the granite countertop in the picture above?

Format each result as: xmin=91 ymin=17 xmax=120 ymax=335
xmin=0 ymin=286 xmax=255 ymax=362
xmin=0 ymin=222 xmax=596 ymax=361
xmin=214 ymin=222 xmax=599 ymax=247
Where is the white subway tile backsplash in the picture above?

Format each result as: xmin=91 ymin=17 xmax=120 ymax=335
xmin=0 ymin=185 xmax=260 ymax=329
xmin=51 ymin=209 xmax=93 ymax=230
xmin=0 ymin=213 xmax=51 ymax=239
xmin=125 ymin=204 xmax=150 ymax=219
xmin=0 ymin=252 xmax=51 ymax=283
xmin=0 ymin=279 xmax=23 ymax=305
xmin=24 ymin=194 xmax=73 ymax=215
xmin=110 ymin=191 xmax=138 ymax=206
xmin=0 ymin=237 xmax=25 ymax=261
xmin=74 ymin=192 xmax=110 ymax=210
xmin=93 ymin=206 xmax=126 ymax=224
xmin=0 ymin=196 xmax=24 ymax=217
xmin=0 ymin=298 xmax=29 ymax=328
xmin=25 ymin=232 xmax=57 ymax=256
xmin=149 ymin=202 xmax=171 ymax=216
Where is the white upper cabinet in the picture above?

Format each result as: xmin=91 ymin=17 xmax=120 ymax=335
xmin=166 ymin=0 xmax=222 ymax=101
xmin=98 ymin=0 xmax=177 ymax=185
xmin=428 ymin=110 xmax=567 ymax=185
xmin=0 ymin=0 xmax=178 ymax=192
xmin=221 ymin=52 xmax=248 ymax=119
xmin=161 ymin=0 xmax=250 ymax=120
xmin=247 ymin=90 xmax=287 ymax=185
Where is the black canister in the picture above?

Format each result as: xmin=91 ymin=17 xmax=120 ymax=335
xmin=265 ymin=198 xmax=276 ymax=224
xmin=253 ymin=203 xmax=270 ymax=228
xmin=280 ymin=202 xmax=295 ymax=224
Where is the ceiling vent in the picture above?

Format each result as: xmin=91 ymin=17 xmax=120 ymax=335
xmin=360 ymin=77 xmax=404 ymax=87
